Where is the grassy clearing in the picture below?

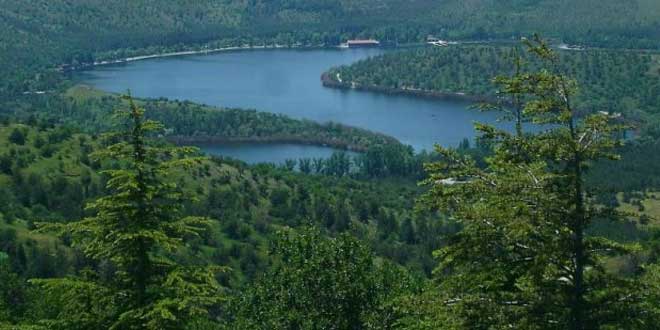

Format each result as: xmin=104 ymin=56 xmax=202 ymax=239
xmin=0 ymin=219 xmax=65 ymax=249
xmin=617 ymin=191 xmax=660 ymax=228
xmin=648 ymin=54 xmax=660 ymax=77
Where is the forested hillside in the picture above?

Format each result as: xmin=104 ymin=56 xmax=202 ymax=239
xmin=3 ymin=0 xmax=660 ymax=96
xmin=2 ymin=96 xmax=657 ymax=328
xmin=1 ymin=0 xmax=660 ymax=327
xmin=0 ymin=118 xmax=446 ymax=326
xmin=2 ymin=38 xmax=659 ymax=328
xmin=420 ymin=0 xmax=660 ymax=47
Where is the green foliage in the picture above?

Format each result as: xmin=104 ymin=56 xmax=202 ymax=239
xmin=34 ymin=96 xmax=223 ymax=329
xmin=419 ymin=0 xmax=660 ymax=48
xmin=226 ymin=227 xmax=419 ymax=329
xmin=1 ymin=3 xmax=659 ymax=325
xmin=419 ymin=36 xmax=654 ymax=329
xmin=639 ymin=263 xmax=660 ymax=325
xmin=0 ymin=123 xmax=99 ymax=223
xmin=588 ymin=138 xmax=660 ymax=194
xmin=8 ymin=128 xmax=26 ymax=146
xmin=27 ymin=277 xmax=116 ymax=330
xmin=0 ymin=254 xmax=26 ymax=324
xmin=288 ymin=143 xmax=428 ymax=179
xmin=0 ymin=115 xmax=444 ymax=288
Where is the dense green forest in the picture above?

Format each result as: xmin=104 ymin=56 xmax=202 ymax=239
xmin=1 ymin=35 xmax=660 ymax=328
xmin=0 ymin=116 xmax=445 ymax=282
xmin=1 ymin=103 xmax=657 ymax=328
xmin=0 ymin=112 xmax=456 ymax=328
xmin=1 ymin=0 xmax=660 ymax=328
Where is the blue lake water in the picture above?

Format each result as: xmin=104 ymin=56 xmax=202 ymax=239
xmin=194 ymin=142 xmax=357 ymax=165
xmin=77 ymin=48 xmax=510 ymax=162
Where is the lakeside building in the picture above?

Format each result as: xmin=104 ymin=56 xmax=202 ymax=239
xmin=428 ymin=40 xmax=449 ymax=47
xmin=429 ymin=40 xmax=457 ymax=47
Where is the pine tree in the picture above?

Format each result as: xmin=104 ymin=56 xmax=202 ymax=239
xmin=419 ymin=36 xmax=651 ymax=329
xmin=34 ymin=95 xmax=223 ymax=330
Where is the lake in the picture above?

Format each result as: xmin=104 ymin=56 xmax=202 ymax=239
xmin=77 ymin=48 xmax=508 ymax=162
xmin=193 ymin=142 xmax=357 ymax=165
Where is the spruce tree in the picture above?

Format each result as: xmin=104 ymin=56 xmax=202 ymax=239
xmin=419 ymin=36 xmax=651 ymax=329
xmin=34 ymin=95 xmax=223 ymax=330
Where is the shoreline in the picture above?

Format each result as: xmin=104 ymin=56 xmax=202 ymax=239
xmin=63 ymin=40 xmax=468 ymax=72
xmin=65 ymin=84 xmax=402 ymax=153
xmin=321 ymin=72 xmax=495 ymax=104
xmin=62 ymin=43 xmax=334 ymax=71
xmin=93 ymin=44 xmax=312 ymax=67
xmin=70 ymin=42 xmax=498 ymax=152
xmin=168 ymin=135 xmax=371 ymax=152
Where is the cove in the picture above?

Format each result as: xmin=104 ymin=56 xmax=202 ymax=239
xmin=195 ymin=142 xmax=357 ymax=165
xmin=77 ymin=48 xmax=509 ymax=160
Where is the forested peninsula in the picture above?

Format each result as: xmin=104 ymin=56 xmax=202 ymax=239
xmin=61 ymin=86 xmax=399 ymax=151
xmin=324 ymin=45 xmax=660 ymax=129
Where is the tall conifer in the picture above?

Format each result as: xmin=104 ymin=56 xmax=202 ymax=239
xmin=34 ymin=95 xmax=223 ymax=330
xmin=420 ymin=36 xmax=650 ymax=329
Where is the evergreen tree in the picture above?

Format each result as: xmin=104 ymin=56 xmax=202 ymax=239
xmin=33 ymin=95 xmax=223 ymax=330
xmin=0 ymin=253 xmax=25 ymax=324
xmin=298 ymin=158 xmax=312 ymax=174
xmin=419 ymin=36 xmax=651 ymax=329
xmin=9 ymin=128 xmax=26 ymax=145
xmin=399 ymin=218 xmax=416 ymax=244
xmin=639 ymin=263 xmax=660 ymax=325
